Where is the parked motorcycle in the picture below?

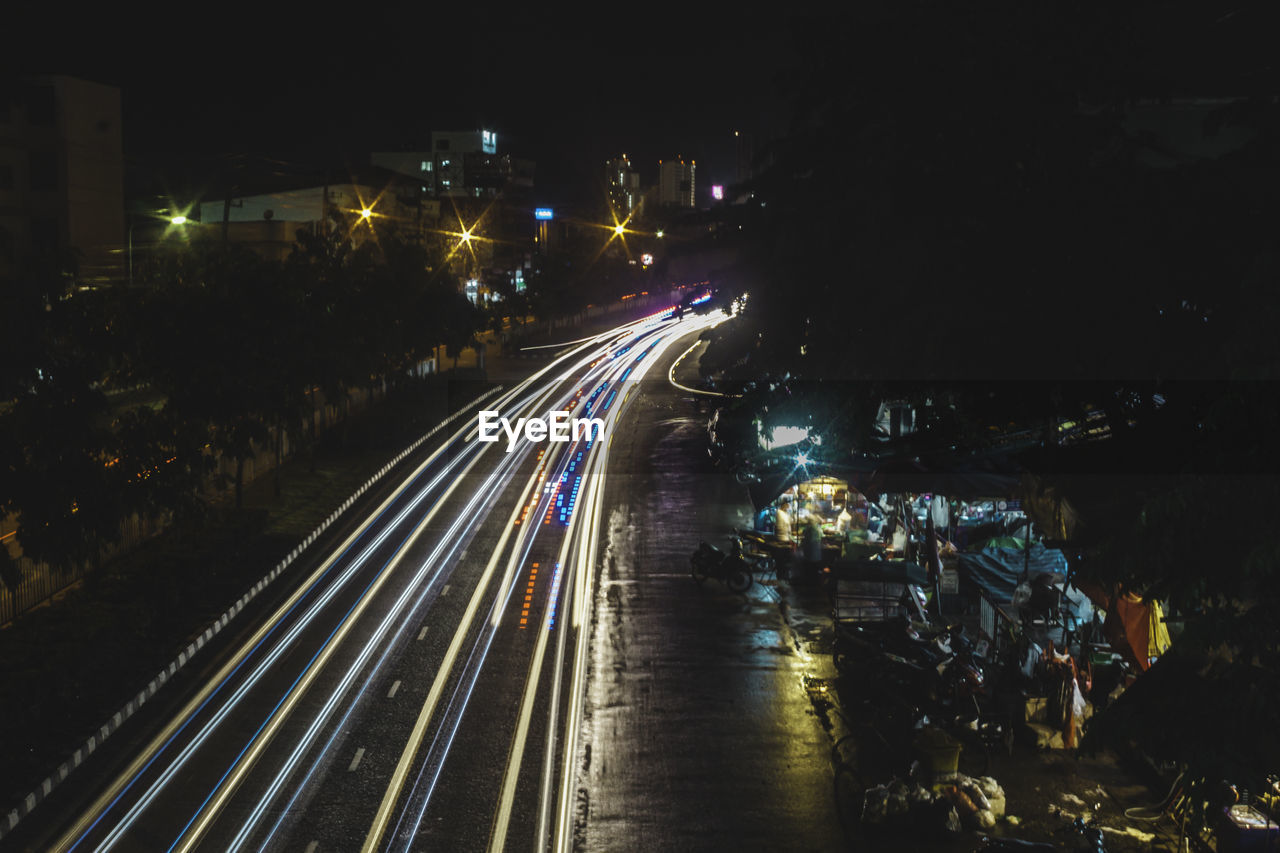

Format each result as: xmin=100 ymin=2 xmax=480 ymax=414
xmin=691 ymin=538 xmax=753 ymax=593
xmin=836 ymin=615 xmax=1004 ymax=773
xmin=837 ymin=617 xmax=984 ymax=710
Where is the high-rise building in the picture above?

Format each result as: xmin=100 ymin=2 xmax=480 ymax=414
xmin=374 ymin=130 xmax=532 ymax=200
xmin=0 ymin=75 xmax=124 ymax=283
xmin=606 ymin=154 xmax=641 ymax=217
xmin=658 ymin=158 xmax=695 ymax=208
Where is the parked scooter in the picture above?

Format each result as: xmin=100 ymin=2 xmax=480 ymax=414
xmin=691 ymin=538 xmax=753 ymax=593
xmin=838 ymin=617 xmax=983 ymax=709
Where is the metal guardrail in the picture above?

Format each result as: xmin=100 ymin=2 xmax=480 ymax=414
xmin=0 ymin=385 xmax=503 ymax=844
xmin=979 ymin=587 xmax=1019 ymax=658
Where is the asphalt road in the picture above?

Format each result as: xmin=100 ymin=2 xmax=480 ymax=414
xmin=576 ymin=336 xmax=845 ymax=852
xmin=15 ymin=304 xmax=745 ymax=853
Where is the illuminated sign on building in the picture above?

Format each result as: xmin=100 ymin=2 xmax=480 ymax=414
xmin=711 ymin=185 xmax=724 ymax=200
xmin=534 ymin=207 xmax=554 ymax=220
xmin=482 ymin=130 xmax=497 ymax=154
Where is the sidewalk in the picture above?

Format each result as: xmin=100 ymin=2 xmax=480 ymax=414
xmin=584 ymin=335 xmax=1189 ymax=852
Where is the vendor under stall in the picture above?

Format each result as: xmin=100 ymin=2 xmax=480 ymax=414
xmin=754 ymin=477 xmax=886 ymax=579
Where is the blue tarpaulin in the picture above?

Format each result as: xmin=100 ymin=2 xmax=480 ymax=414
xmin=958 ymin=542 xmax=1069 ymax=604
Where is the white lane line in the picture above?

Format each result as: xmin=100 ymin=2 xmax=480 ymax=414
xmin=460 ymin=549 xmax=468 ymax=560
xmin=305 ymin=842 xmax=319 ymax=853
xmin=490 ymin=475 xmax=583 ymax=853
xmin=228 ymin=445 xmax=524 ymax=853
xmin=441 ymin=584 xmax=451 ymax=596
xmin=362 ymin=461 xmax=544 ymax=853
xmin=387 ymin=680 xmax=401 ymax=699
xmin=348 ymin=748 xmax=365 ymax=772
xmin=52 ymin=404 xmax=491 ymax=853
xmin=173 ymin=449 xmax=492 ymax=853
xmin=417 ymin=625 xmax=429 ymax=641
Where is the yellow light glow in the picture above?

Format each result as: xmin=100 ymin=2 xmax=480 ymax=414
xmin=361 ymin=208 xmax=373 ymax=219
xmin=614 ymin=224 xmax=625 ymax=235
xmin=170 ymin=215 xmax=187 ymax=225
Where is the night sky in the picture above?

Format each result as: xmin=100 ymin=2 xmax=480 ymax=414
xmin=18 ymin=12 xmax=792 ymax=209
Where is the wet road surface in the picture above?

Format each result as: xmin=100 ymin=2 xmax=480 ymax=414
xmin=9 ymin=305 xmax=849 ymax=853
xmin=9 ymin=307 xmax=745 ymax=853
xmin=575 ymin=342 xmax=845 ymax=852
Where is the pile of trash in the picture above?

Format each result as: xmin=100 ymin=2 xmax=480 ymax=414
xmin=862 ymin=773 xmax=1007 ymax=834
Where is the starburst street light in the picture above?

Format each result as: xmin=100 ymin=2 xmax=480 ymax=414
xmin=430 ymin=198 xmax=506 ymax=273
xmin=127 ymin=203 xmax=193 ymax=285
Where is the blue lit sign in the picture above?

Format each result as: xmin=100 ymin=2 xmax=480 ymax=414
xmin=535 ymin=208 xmax=554 ymax=220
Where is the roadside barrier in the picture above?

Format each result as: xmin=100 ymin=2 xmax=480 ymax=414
xmin=0 ymin=385 xmax=503 ymax=843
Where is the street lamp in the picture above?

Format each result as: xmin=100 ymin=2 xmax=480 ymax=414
xmin=128 ymin=209 xmax=190 ymax=286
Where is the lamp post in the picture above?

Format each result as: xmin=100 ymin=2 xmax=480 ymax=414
xmin=128 ymin=211 xmax=189 ymax=286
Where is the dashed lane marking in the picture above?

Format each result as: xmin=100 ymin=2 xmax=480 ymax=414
xmin=417 ymin=625 xmax=429 ymax=641
xmin=387 ymin=680 xmax=402 ymax=699
xmin=348 ymin=748 xmax=365 ymax=772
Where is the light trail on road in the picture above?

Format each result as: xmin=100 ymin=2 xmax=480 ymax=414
xmin=37 ymin=304 xmax=730 ymax=853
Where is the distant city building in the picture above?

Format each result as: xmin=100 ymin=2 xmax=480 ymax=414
xmin=374 ymin=130 xmax=532 ymax=200
xmin=605 ymin=154 xmax=641 ymax=217
xmin=195 ymin=184 xmax=385 ymax=261
xmin=370 ymin=151 xmax=435 ymax=191
xmin=658 ymin=158 xmax=695 ymax=208
xmin=0 ymin=75 xmax=124 ymax=284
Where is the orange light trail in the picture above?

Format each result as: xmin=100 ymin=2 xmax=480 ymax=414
xmin=519 ymin=563 xmax=539 ymax=628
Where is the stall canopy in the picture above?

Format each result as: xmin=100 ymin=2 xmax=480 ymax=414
xmin=958 ymin=541 xmax=1069 ymax=603
xmin=957 ymin=541 xmax=1093 ymax=625
xmin=746 ymin=450 xmax=1026 ymax=510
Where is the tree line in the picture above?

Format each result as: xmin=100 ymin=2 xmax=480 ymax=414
xmin=0 ymin=213 xmax=485 ymax=582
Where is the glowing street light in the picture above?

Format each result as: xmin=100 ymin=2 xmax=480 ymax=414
xmin=129 ymin=205 xmax=191 ymax=285
xmin=360 ymin=208 xmax=373 ymax=220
